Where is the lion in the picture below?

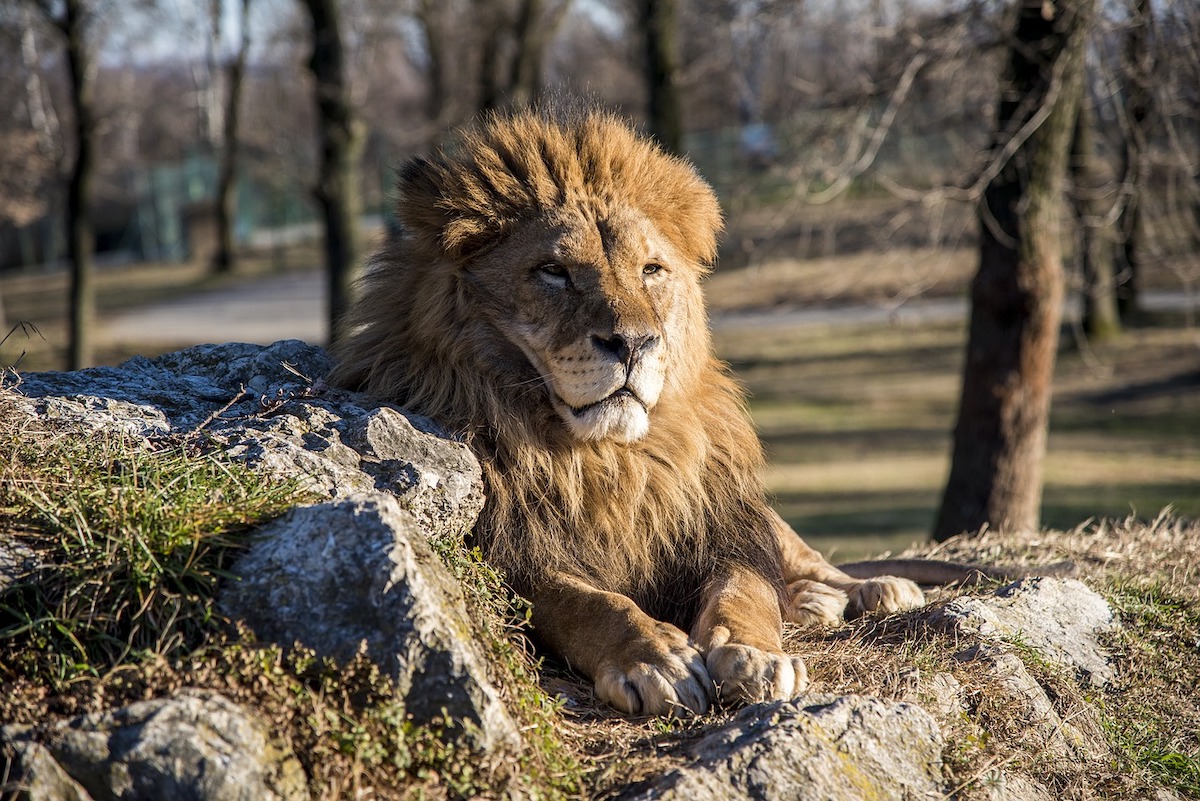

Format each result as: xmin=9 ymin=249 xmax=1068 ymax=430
xmin=329 ymin=109 xmax=927 ymax=715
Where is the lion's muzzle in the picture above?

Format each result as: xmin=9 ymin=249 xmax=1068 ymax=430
xmin=539 ymin=327 xmax=666 ymax=444
xmin=590 ymin=332 xmax=660 ymax=369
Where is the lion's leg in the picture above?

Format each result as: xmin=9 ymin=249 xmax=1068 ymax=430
xmin=690 ymin=565 xmax=808 ymax=705
xmin=529 ymin=572 xmax=713 ymax=716
xmin=769 ymin=509 xmax=924 ymax=622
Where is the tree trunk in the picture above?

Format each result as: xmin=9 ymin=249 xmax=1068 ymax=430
xmin=417 ymin=0 xmax=448 ymax=137
xmin=638 ymin=0 xmax=683 ymax=155
xmin=299 ymin=0 xmax=363 ymax=341
xmin=213 ymin=0 xmax=251 ymax=275
xmin=1070 ymin=87 xmax=1121 ymax=340
xmin=508 ymin=0 xmax=544 ymax=110
xmin=63 ymin=0 xmax=96 ymax=370
xmin=933 ymin=0 xmax=1093 ymax=541
xmin=1116 ymin=0 xmax=1152 ymax=320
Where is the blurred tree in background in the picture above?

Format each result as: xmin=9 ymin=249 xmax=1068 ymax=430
xmin=298 ymin=0 xmax=361 ymax=335
xmin=212 ymin=0 xmax=252 ymax=275
xmin=934 ymin=0 xmax=1094 ymax=541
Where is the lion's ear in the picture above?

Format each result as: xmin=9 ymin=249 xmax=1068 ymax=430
xmin=395 ymin=155 xmax=500 ymax=261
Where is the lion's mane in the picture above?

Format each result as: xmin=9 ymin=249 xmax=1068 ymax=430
xmin=330 ymin=111 xmax=781 ymax=626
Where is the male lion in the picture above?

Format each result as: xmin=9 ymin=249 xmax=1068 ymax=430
xmin=330 ymin=110 xmax=924 ymax=715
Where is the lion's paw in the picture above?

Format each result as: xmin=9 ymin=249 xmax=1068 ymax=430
xmin=846 ymin=576 xmax=924 ymax=618
xmin=706 ymin=643 xmax=808 ymax=706
xmin=593 ymin=625 xmax=713 ymax=716
xmin=783 ymin=579 xmax=848 ymax=627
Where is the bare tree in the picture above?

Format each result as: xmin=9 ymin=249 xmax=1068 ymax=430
xmin=1070 ymin=87 xmax=1120 ymax=340
xmin=414 ymin=0 xmax=455 ymax=139
xmin=298 ymin=0 xmax=362 ymax=337
xmin=637 ymin=0 xmax=682 ymax=154
xmin=473 ymin=0 xmax=572 ymax=115
xmin=26 ymin=0 xmax=99 ymax=370
xmin=510 ymin=0 xmax=571 ymax=109
xmin=1116 ymin=0 xmax=1153 ymax=319
xmin=213 ymin=0 xmax=252 ymax=274
xmin=934 ymin=0 xmax=1095 ymax=540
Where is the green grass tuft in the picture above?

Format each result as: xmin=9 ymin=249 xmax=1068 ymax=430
xmin=0 ymin=421 xmax=306 ymax=683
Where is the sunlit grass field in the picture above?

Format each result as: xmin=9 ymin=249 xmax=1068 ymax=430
xmin=713 ymin=310 xmax=1200 ymax=560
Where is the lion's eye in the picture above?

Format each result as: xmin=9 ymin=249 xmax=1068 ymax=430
xmin=536 ymin=262 xmax=570 ymax=287
xmin=643 ymin=262 xmax=664 ymax=276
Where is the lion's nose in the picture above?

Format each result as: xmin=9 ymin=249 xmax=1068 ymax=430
xmin=591 ymin=332 xmax=659 ymax=364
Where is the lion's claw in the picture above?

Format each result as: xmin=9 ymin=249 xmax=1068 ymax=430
xmin=593 ymin=627 xmax=714 ymax=715
xmin=846 ymin=576 xmax=924 ymax=618
xmin=706 ymin=643 xmax=808 ymax=705
xmin=784 ymin=579 xmax=849 ymax=627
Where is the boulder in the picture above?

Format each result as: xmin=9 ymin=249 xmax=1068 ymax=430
xmin=14 ymin=340 xmax=484 ymax=542
xmin=925 ymin=577 xmax=1117 ymax=687
xmin=15 ymin=340 xmax=331 ymax=436
xmin=1 ymin=691 xmax=307 ymax=801
xmin=618 ymin=695 xmax=945 ymax=801
xmin=10 ymin=341 xmax=507 ymax=753
xmin=1 ymin=739 xmax=95 ymax=801
xmin=220 ymin=494 xmax=520 ymax=753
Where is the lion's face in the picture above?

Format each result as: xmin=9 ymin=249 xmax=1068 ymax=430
xmin=333 ymin=111 xmax=724 ymax=446
xmin=468 ymin=201 xmax=696 ymax=443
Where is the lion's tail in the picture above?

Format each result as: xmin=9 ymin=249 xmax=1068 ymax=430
xmin=835 ymin=558 xmax=1079 ymax=587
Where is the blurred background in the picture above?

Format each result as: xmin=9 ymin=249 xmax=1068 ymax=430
xmin=1 ymin=0 xmax=1197 ymax=557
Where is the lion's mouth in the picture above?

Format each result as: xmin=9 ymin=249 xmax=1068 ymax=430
xmin=564 ymin=387 xmax=645 ymax=418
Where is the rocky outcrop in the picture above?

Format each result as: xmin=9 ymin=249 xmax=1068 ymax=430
xmin=221 ymin=495 xmax=518 ymax=752
xmin=3 ymin=692 xmax=308 ymax=801
xmin=619 ymin=696 xmax=944 ymax=801
xmin=926 ymin=576 xmax=1117 ymax=687
xmin=13 ymin=339 xmax=484 ymax=542
xmin=7 ymin=340 xmax=515 ymax=757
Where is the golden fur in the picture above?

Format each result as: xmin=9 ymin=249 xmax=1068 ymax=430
xmin=330 ymin=110 xmax=923 ymax=715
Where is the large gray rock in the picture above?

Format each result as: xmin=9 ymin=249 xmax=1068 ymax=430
xmin=926 ymin=577 xmax=1117 ymax=687
xmin=220 ymin=494 xmax=520 ymax=754
xmin=14 ymin=340 xmax=484 ymax=544
xmin=12 ymin=341 xmax=502 ymax=751
xmin=15 ymin=340 xmax=332 ymax=436
xmin=2 ymin=739 xmax=95 ymax=801
xmin=219 ymin=400 xmax=482 ymax=540
xmin=954 ymin=644 xmax=1106 ymax=764
xmin=618 ymin=695 xmax=945 ymax=800
xmin=2 ymin=691 xmax=307 ymax=801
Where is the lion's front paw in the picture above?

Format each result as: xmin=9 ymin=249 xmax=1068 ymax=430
xmin=705 ymin=642 xmax=808 ymax=706
xmin=846 ymin=576 xmax=924 ymax=618
xmin=784 ymin=579 xmax=848 ymax=627
xmin=593 ymin=623 xmax=713 ymax=716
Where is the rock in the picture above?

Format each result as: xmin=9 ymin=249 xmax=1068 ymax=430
xmin=14 ymin=339 xmax=484 ymax=544
xmin=221 ymin=401 xmax=483 ymax=541
xmin=12 ymin=340 xmax=499 ymax=750
xmin=2 ymin=738 xmax=95 ymax=801
xmin=0 ymin=536 xmax=39 ymax=595
xmin=975 ymin=770 xmax=1056 ymax=801
xmin=15 ymin=340 xmax=331 ymax=435
xmin=220 ymin=494 xmax=519 ymax=754
xmin=618 ymin=695 xmax=945 ymax=800
xmin=954 ymin=644 xmax=1105 ymax=763
xmin=1 ymin=691 xmax=307 ymax=801
xmin=925 ymin=577 xmax=1117 ymax=687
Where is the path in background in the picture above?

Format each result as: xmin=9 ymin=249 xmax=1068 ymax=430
xmin=101 ymin=269 xmax=328 ymax=347
xmin=100 ymin=266 xmax=1195 ymax=347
